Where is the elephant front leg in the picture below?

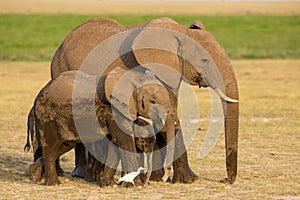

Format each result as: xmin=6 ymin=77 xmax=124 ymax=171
xmin=149 ymin=133 xmax=165 ymax=181
xmin=99 ymin=142 xmax=119 ymax=187
xmin=173 ymin=129 xmax=198 ymax=183
xmin=107 ymin=118 xmax=144 ymax=187
xmin=118 ymin=143 xmax=144 ymax=187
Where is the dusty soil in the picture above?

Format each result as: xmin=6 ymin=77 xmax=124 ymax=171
xmin=0 ymin=0 xmax=299 ymax=15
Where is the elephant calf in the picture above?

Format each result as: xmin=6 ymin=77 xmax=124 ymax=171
xmin=28 ymin=67 xmax=175 ymax=186
xmin=27 ymin=70 xmax=102 ymax=185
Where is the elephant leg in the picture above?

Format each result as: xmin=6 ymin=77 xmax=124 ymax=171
xmin=93 ymin=159 xmax=104 ymax=183
xmin=99 ymin=141 xmax=119 ymax=187
xmin=55 ymin=158 xmax=64 ymax=176
xmin=38 ymin=122 xmax=60 ymax=186
xmin=84 ymin=148 xmax=105 ymax=183
xmin=33 ymin=146 xmax=64 ymax=177
xmin=173 ymin=129 xmax=198 ymax=183
xmin=118 ymin=141 xmax=144 ymax=187
xmin=150 ymin=132 xmax=165 ymax=181
xmin=32 ymin=146 xmax=44 ymax=180
xmin=29 ymin=157 xmax=44 ymax=183
xmin=85 ymin=151 xmax=95 ymax=183
xmin=41 ymin=122 xmax=74 ymax=186
xmin=71 ymin=143 xmax=86 ymax=178
xmin=106 ymin=118 xmax=143 ymax=187
xmin=93 ymin=138 xmax=110 ymax=183
xmin=43 ymin=141 xmax=73 ymax=185
xmin=44 ymin=155 xmax=60 ymax=185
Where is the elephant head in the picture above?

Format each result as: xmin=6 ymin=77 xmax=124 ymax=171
xmin=131 ymin=18 xmax=239 ymax=183
xmin=105 ymin=66 xmax=176 ymax=175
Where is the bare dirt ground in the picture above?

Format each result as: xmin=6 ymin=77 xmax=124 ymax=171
xmin=0 ymin=0 xmax=300 ymax=15
xmin=0 ymin=60 xmax=299 ymax=199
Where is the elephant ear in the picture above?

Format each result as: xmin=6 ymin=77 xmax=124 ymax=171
xmin=189 ymin=20 xmax=206 ymax=30
xmin=105 ymin=67 xmax=137 ymax=121
xmin=131 ymin=20 xmax=187 ymax=89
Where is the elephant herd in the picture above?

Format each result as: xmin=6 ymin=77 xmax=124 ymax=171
xmin=24 ymin=17 xmax=239 ymax=187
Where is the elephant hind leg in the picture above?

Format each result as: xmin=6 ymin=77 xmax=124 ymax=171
xmin=29 ymin=157 xmax=44 ymax=183
xmin=85 ymin=152 xmax=94 ymax=182
xmin=43 ymin=142 xmax=73 ymax=185
xmin=43 ymin=157 xmax=60 ymax=185
xmin=40 ymin=122 xmax=74 ymax=186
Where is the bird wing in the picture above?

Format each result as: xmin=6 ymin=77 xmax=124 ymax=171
xmin=118 ymin=172 xmax=139 ymax=183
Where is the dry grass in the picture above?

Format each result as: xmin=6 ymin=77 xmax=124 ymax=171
xmin=0 ymin=60 xmax=299 ymax=199
xmin=0 ymin=0 xmax=300 ymax=15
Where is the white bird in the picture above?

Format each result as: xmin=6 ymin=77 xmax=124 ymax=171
xmin=118 ymin=167 xmax=145 ymax=187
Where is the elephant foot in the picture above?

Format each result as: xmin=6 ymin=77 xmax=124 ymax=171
xmin=44 ymin=177 xmax=61 ymax=186
xmin=173 ymin=167 xmax=198 ymax=184
xmin=150 ymin=169 xmax=164 ymax=182
xmin=99 ymin=177 xmax=116 ymax=187
xmin=29 ymin=162 xmax=43 ymax=183
xmin=71 ymin=165 xmax=85 ymax=179
xmin=84 ymin=171 xmax=94 ymax=183
xmin=220 ymin=177 xmax=235 ymax=184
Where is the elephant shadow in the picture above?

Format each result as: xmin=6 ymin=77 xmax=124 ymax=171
xmin=0 ymin=154 xmax=78 ymax=184
xmin=0 ymin=154 xmax=32 ymax=182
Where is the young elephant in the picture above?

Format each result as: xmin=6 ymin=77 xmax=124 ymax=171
xmin=28 ymin=70 xmax=99 ymax=185
xmin=29 ymin=67 xmax=175 ymax=186
xmin=24 ymin=107 xmax=65 ymax=181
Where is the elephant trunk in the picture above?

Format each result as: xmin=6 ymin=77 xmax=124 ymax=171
xmin=193 ymin=48 xmax=239 ymax=183
xmin=196 ymin=54 xmax=239 ymax=183
xmin=222 ymin=85 xmax=239 ymax=184
xmin=144 ymin=151 xmax=153 ymax=187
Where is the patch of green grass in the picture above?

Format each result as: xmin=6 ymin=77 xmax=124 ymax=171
xmin=0 ymin=14 xmax=299 ymax=61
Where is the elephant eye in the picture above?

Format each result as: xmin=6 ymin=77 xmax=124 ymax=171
xmin=150 ymin=99 xmax=156 ymax=104
xmin=201 ymin=58 xmax=209 ymax=63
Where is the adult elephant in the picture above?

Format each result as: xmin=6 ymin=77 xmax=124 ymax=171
xmin=50 ymin=17 xmax=239 ymax=184
xmin=29 ymin=68 xmax=176 ymax=186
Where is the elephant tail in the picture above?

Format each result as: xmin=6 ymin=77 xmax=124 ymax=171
xmin=24 ymin=107 xmax=35 ymax=152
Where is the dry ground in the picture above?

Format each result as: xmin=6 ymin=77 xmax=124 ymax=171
xmin=0 ymin=0 xmax=300 ymax=15
xmin=0 ymin=60 xmax=299 ymax=199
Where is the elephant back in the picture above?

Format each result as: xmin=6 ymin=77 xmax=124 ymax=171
xmin=50 ymin=18 xmax=126 ymax=79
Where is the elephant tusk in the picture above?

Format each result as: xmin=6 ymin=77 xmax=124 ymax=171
xmin=215 ymin=88 xmax=239 ymax=103
xmin=137 ymin=116 xmax=153 ymax=126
